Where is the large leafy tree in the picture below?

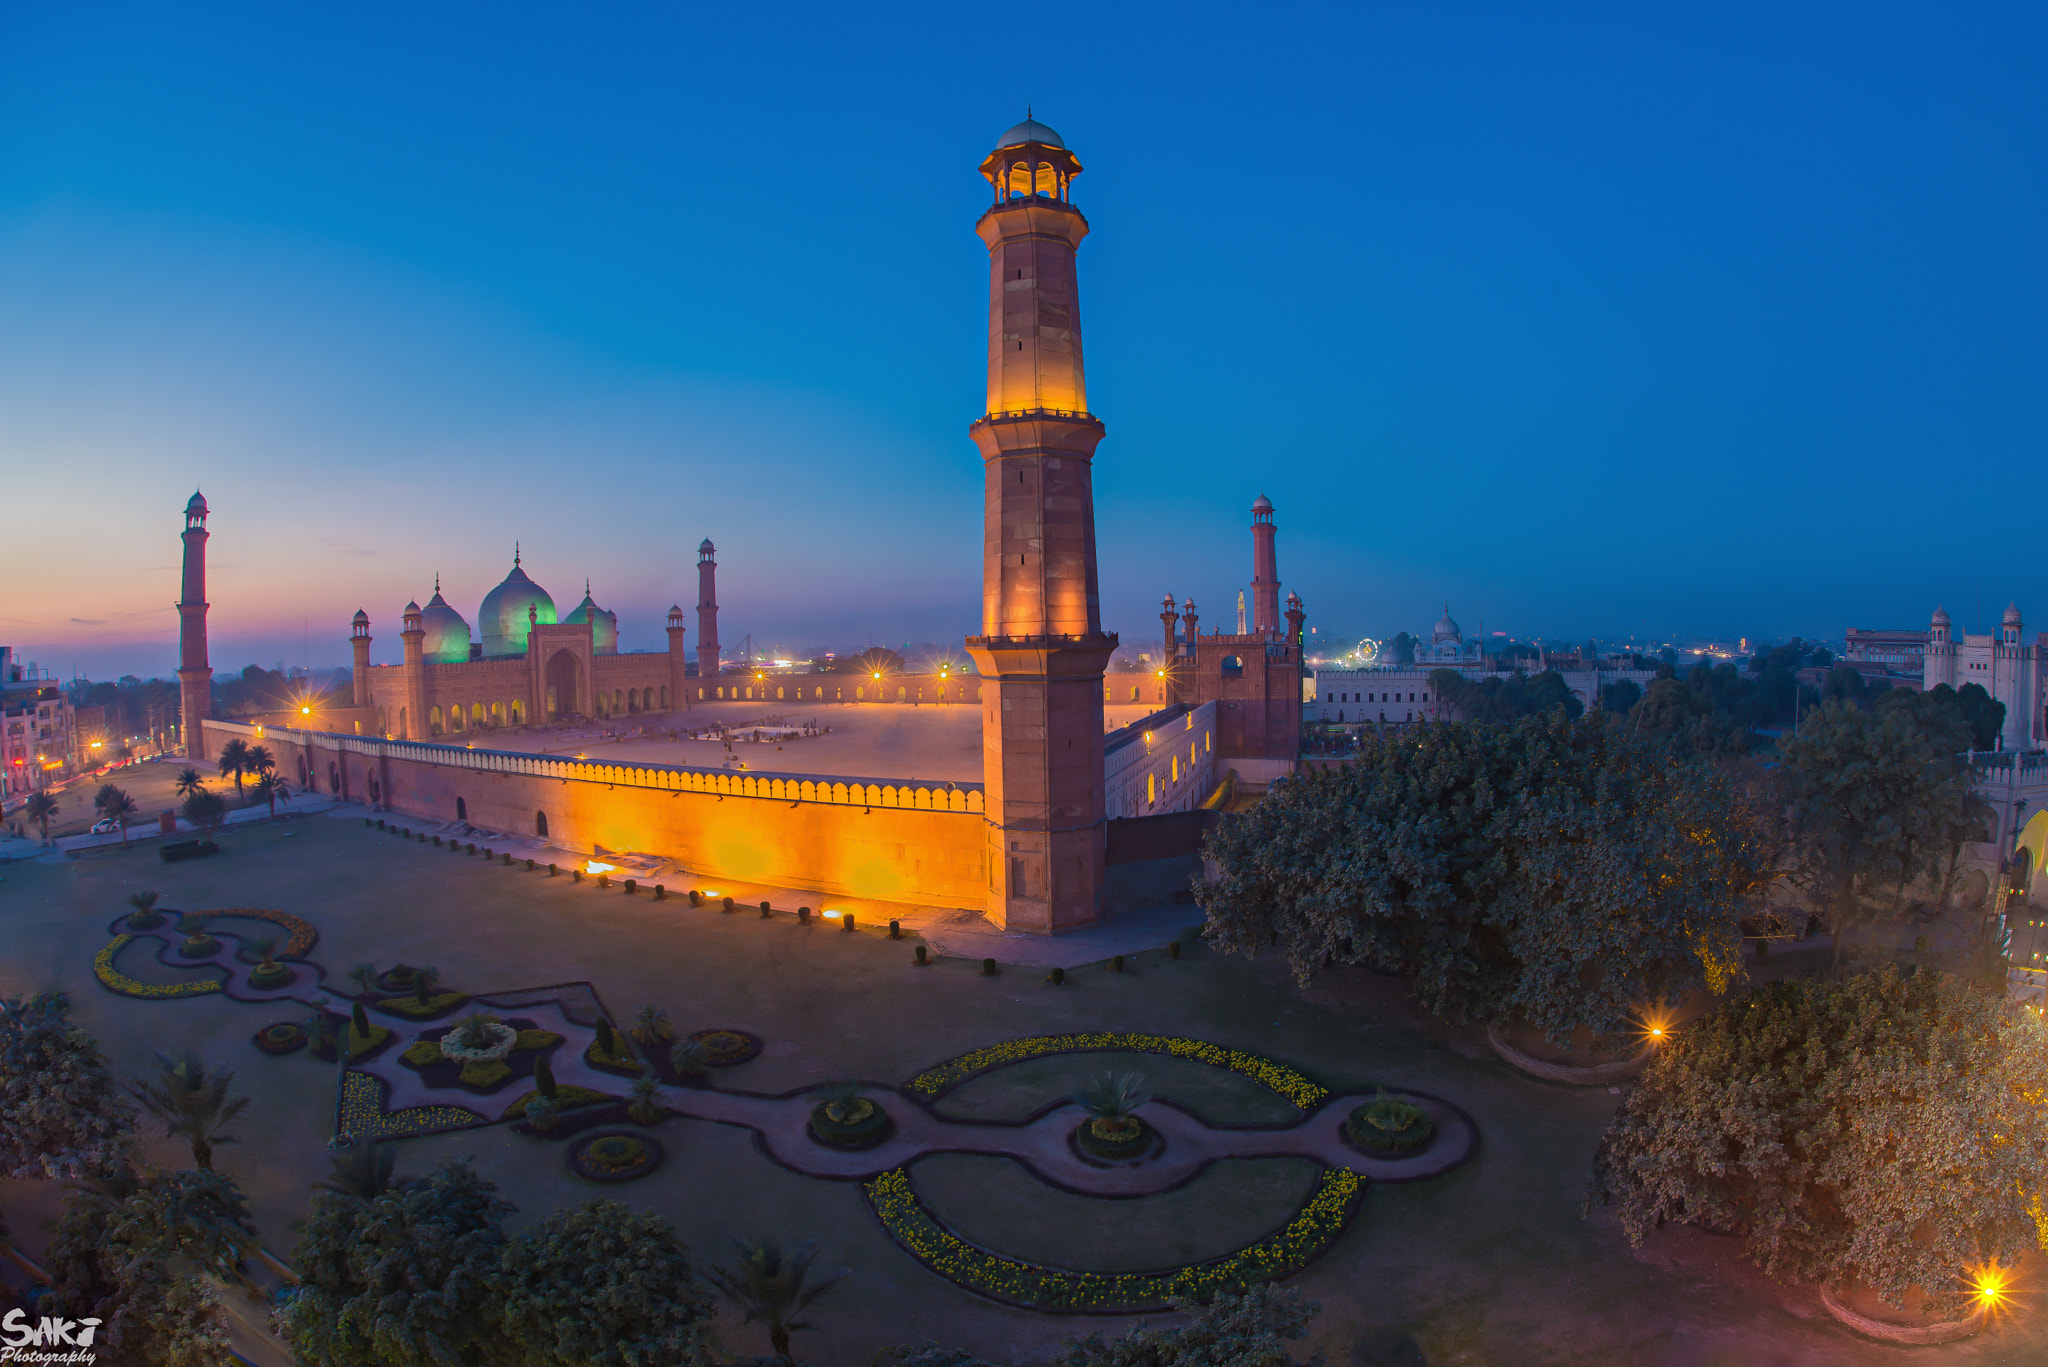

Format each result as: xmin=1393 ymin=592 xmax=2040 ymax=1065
xmin=1589 ymin=969 xmax=2048 ymax=1316
xmin=1046 ymin=1287 xmax=1320 ymax=1367
xmin=501 ymin=1199 xmax=717 ymax=1367
xmin=42 ymin=1169 xmax=257 ymax=1367
xmin=0 ymin=990 xmax=135 ymax=1179
xmin=1198 ymin=714 xmax=1767 ymax=1045
xmin=287 ymin=1158 xmax=515 ymax=1367
xmin=1777 ymin=701 xmax=1988 ymax=966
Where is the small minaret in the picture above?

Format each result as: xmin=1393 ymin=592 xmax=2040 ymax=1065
xmin=400 ymin=600 xmax=426 ymax=739
xmin=696 ymin=540 xmax=720 ymax=680
xmin=666 ymin=605 xmax=689 ymax=712
xmin=1182 ymin=598 xmax=1199 ymax=651
xmin=176 ymin=491 xmax=212 ymax=759
xmin=1237 ymin=591 xmax=1247 ymax=636
xmin=1250 ymin=494 xmax=1280 ymax=640
xmin=350 ymin=611 xmax=372 ymax=706
xmin=1160 ymin=594 xmax=1179 ymax=664
xmin=1285 ymin=592 xmax=1306 ymax=648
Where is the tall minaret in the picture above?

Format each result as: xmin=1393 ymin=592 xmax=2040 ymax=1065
xmin=696 ymin=540 xmax=720 ymax=681
xmin=962 ymin=115 xmax=1117 ymax=935
xmin=350 ymin=611 xmax=373 ymax=707
xmin=176 ymin=492 xmax=212 ymax=759
xmin=666 ymin=606 xmax=689 ymax=712
xmin=1250 ymin=494 xmax=1280 ymax=639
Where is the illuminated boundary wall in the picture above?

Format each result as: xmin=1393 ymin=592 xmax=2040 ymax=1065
xmin=200 ymin=720 xmax=989 ymax=906
xmin=1104 ymin=702 xmax=1219 ymax=820
xmin=684 ymin=671 xmax=1176 ymax=709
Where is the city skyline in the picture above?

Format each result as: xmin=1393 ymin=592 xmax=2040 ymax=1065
xmin=7 ymin=4 xmax=2046 ymax=678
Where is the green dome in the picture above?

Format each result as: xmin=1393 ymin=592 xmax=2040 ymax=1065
xmin=563 ymin=585 xmax=619 ymax=656
xmin=479 ymin=558 xmax=556 ymax=658
xmin=419 ymin=589 xmax=472 ymax=664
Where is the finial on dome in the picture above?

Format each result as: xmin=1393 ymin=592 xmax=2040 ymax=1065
xmin=514 ymin=541 xmax=520 ymax=567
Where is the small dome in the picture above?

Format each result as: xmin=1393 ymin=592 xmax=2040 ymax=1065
xmin=564 ymin=584 xmax=619 ymax=655
xmin=351 ymin=609 xmax=370 ymax=626
xmin=479 ymin=559 xmax=557 ymax=658
xmin=419 ymin=588 xmax=473 ymax=665
xmin=184 ymin=490 xmax=209 ymax=516
xmin=403 ymin=600 xmax=422 ymax=616
xmin=997 ymin=117 xmax=1064 ymax=149
xmin=698 ymin=539 xmax=715 ymax=554
xmin=1932 ymin=604 xmax=1951 ymax=626
xmin=2004 ymin=601 xmax=2022 ymax=625
xmin=1432 ymin=605 xmax=1462 ymax=645
xmin=1252 ymin=493 xmax=1274 ymax=513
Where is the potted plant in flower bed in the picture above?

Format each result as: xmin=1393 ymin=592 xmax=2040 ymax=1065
xmin=400 ymin=1014 xmax=563 ymax=1094
xmin=375 ymin=966 xmax=470 ymax=1020
xmin=583 ymin=1018 xmax=643 ymax=1077
xmin=176 ymin=914 xmax=220 ymax=959
xmin=506 ymin=1057 xmax=617 ymax=1137
xmin=1070 ymin=1072 xmax=1158 ymax=1163
xmin=245 ymin=936 xmax=295 ymax=989
xmin=566 ymin=1131 xmax=664 ymax=1183
xmin=1341 ymin=1090 xmax=1435 ymax=1157
xmin=308 ymin=1000 xmax=394 ymax=1064
xmin=252 ymin=1021 xmax=308 ymax=1054
xmin=124 ymin=890 xmax=167 ymax=931
xmin=807 ymin=1081 xmax=893 ymax=1151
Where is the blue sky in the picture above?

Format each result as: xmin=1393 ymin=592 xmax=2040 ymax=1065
xmin=4 ymin=2 xmax=2045 ymax=678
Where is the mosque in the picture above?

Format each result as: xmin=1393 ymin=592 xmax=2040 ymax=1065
xmin=174 ymin=116 xmax=1306 ymax=933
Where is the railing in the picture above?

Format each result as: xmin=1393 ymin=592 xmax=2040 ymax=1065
xmin=1968 ymin=750 xmax=2048 ymax=774
xmin=971 ymin=407 xmax=1101 ymax=425
xmin=966 ymin=632 xmax=1119 ymax=649
xmin=206 ymin=720 xmax=986 ymax=814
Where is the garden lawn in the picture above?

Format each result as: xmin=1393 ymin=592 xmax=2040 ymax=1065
xmin=0 ymin=812 xmax=2040 ymax=1365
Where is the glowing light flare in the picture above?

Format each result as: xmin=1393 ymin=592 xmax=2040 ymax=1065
xmin=1971 ymin=1265 xmax=2014 ymax=1311
xmin=586 ymin=861 xmax=618 ymax=875
xmin=823 ymin=910 xmax=843 ymax=919
xmin=1635 ymin=1008 xmax=1678 ymax=1045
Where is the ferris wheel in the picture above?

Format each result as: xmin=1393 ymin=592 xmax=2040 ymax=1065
xmin=1351 ymin=637 xmax=1381 ymax=666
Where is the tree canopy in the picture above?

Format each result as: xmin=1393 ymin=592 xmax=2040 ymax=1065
xmin=0 ymin=990 xmax=134 ymax=1179
xmin=500 ymin=1200 xmax=717 ymax=1367
xmin=1426 ymin=669 xmax=1583 ymax=725
xmin=1197 ymin=715 xmax=1767 ymax=1045
xmin=1589 ymin=969 xmax=2048 ymax=1316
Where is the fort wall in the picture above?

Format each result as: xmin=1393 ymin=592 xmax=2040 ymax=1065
xmin=201 ymin=720 xmax=990 ymax=906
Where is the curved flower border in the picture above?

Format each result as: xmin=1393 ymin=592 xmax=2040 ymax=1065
xmin=861 ymin=1164 xmax=1365 ymax=1314
xmin=186 ymin=907 xmax=318 ymax=959
xmin=905 ymin=1033 xmax=1328 ymax=1111
xmin=95 ymin=935 xmax=223 ymax=999
xmin=336 ymin=1069 xmax=486 ymax=1143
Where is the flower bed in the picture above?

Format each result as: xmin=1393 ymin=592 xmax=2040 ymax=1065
xmin=336 ymin=1070 xmax=487 ymax=1143
xmin=1072 ymin=1115 xmax=1158 ymax=1163
xmin=247 ymin=962 xmax=295 ymax=989
xmin=207 ymin=908 xmax=318 ymax=959
xmin=905 ymin=1034 xmax=1327 ymax=1111
xmin=399 ymin=1018 xmax=560 ymax=1094
xmin=1341 ymin=1095 xmax=1434 ymax=1156
xmin=94 ymin=936 xmax=223 ymax=1000
xmin=502 ymin=1085 xmax=612 ymax=1120
xmin=584 ymin=1040 xmax=645 ymax=1077
xmin=376 ymin=992 xmax=471 ymax=1020
xmin=253 ymin=1022 xmax=308 ymax=1055
xmin=687 ymin=1028 xmax=762 ymax=1067
xmin=177 ymin=935 xmax=221 ymax=959
xmin=861 ymin=1164 xmax=1366 ymax=1313
xmin=567 ymin=1131 xmax=664 ymax=1182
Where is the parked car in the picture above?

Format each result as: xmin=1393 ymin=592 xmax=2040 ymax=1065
xmin=90 ymin=818 xmax=122 ymax=834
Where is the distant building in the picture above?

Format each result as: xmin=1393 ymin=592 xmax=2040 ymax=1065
xmin=1924 ymin=604 xmax=2041 ymax=750
xmin=1 ymin=647 xmax=75 ymax=801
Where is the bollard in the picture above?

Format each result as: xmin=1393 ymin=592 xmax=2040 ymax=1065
xmin=572 ymin=868 xmax=582 ymax=883
xmin=364 ymin=817 xmax=372 ymax=827
xmin=759 ymin=900 xmax=771 ymax=918
xmin=433 ymin=836 xmax=442 ymax=847
xmin=688 ymin=890 xmax=702 ymax=907
xmin=526 ymin=858 xmax=535 ymax=871
xmin=598 ymin=873 xmax=610 ymax=889
xmin=1047 ymin=966 xmax=1065 ymax=986
xmin=624 ymin=878 xmax=636 ymax=894
xmin=1111 ymin=954 xmax=1125 ymax=973
xmin=482 ymin=848 xmax=492 ymax=860
xmin=722 ymin=897 xmax=735 ymax=914
xmin=1168 ymin=940 xmax=1182 ymax=960
xmin=798 ymin=907 xmax=810 ymax=924
xmin=914 ymin=944 xmax=928 ymax=966
xmin=841 ymin=912 xmax=855 ymax=933
xmin=889 ymin=919 xmax=901 ymax=939
xmin=654 ymin=885 xmax=665 ymax=901
xmin=503 ymin=852 xmax=512 ymax=865
xmin=548 ymin=863 xmax=557 ymax=876
xmin=981 ymin=958 xmax=998 ymax=977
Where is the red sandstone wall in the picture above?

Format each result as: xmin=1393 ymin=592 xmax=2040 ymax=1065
xmin=202 ymin=721 xmax=987 ymax=906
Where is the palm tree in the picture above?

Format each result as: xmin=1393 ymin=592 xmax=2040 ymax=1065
xmin=93 ymin=783 xmax=138 ymax=847
xmin=411 ymin=964 xmax=441 ymax=1006
xmin=125 ymin=890 xmax=164 ymax=927
xmin=347 ymin=962 xmax=380 ymax=998
xmin=1072 ymin=1071 xmax=1151 ymax=1124
xmin=173 ymin=767 xmax=207 ymax=801
xmin=631 ymin=1004 xmax=675 ymax=1046
xmin=245 ymin=744 xmax=276 ymax=778
xmin=250 ymin=771 xmax=294 ymax=820
xmin=315 ymin=1142 xmax=401 ymax=1200
xmin=24 ymin=791 xmax=58 ymax=843
xmin=181 ymin=788 xmax=228 ymax=840
xmin=627 ymin=1077 xmax=664 ymax=1126
xmin=126 ymin=1052 xmax=252 ymax=1172
xmin=216 ymin=738 xmax=253 ymax=801
xmin=707 ymin=1238 xmax=849 ymax=1360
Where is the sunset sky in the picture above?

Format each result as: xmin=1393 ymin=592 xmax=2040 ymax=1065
xmin=5 ymin=3 xmax=2045 ymax=678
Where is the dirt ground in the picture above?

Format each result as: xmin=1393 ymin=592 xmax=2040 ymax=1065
xmin=2 ymin=811 xmax=2042 ymax=1366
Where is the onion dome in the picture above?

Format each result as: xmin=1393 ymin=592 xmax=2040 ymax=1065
xmin=478 ymin=548 xmax=556 ymax=658
xmin=403 ymin=600 xmax=422 ymax=616
xmin=1252 ymin=493 xmax=1273 ymax=514
xmin=351 ymin=608 xmax=370 ymax=627
xmin=667 ymin=604 xmax=685 ymax=627
xmin=1932 ymin=604 xmax=1951 ymax=627
xmin=563 ymin=581 xmax=619 ymax=655
xmin=2004 ymin=601 xmax=2022 ymax=626
xmin=997 ymin=117 xmax=1064 ymax=148
xmin=184 ymin=490 xmax=209 ymax=517
xmin=419 ymin=578 xmax=472 ymax=664
xmin=1432 ymin=605 xmax=1462 ymax=645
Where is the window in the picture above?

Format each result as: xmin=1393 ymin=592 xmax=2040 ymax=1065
xmin=1146 ymin=772 xmax=1156 ymax=804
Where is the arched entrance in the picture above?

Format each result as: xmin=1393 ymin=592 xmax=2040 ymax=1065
xmin=546 ymin=650 xmax=581 ymax=721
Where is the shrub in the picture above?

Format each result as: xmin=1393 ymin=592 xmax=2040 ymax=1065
xmin=842 ymin=912 xmax=856 ymax=933
xmin=1046 ymin=967 xmax=1065 ymax=986
xmin=401 ymin=1039 xmax=444 ymax=1068
xmin=627 ymin=1077 xmax=664 ymax=1126
xmin=532 ymin=1054 xmax=559 ymax=1098
xmin=1111 ymin=954 xmax=1125 ymax=973
xmin=1588 ymin=968 xmax=2048 ymax=1316
xmin=523 ymin=1094 xmax=562 ymax=1132
xmin=503 ymin=1085 xmax=609 ymax=1120
xmin=596 ymin=1018 xmax=617 ymax=1057
xmin=351 ymin=1001 xmax=369 ymax=1040
xmin=1343 ymin=1091 xmax=1434 ymax=1154
xmin=808 ymin=1082 xmax=893 ymax=1149
xmin=632 ymin=1006 xmax=675 ymax=1047
xmin=669 ymin=1040 xmax=708 ymax=1078
xmin=459 ymin=1059 xmax=512 ymax=1090
xmin=688 ymin=890 xmax=702 ymax=906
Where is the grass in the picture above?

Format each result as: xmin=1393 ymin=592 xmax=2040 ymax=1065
xmin=10 ymin=815 xmax=2044 ymax=1365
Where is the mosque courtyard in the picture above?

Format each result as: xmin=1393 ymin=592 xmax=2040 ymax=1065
xmin=4 ymin=812 xmax=2044 ymax=1366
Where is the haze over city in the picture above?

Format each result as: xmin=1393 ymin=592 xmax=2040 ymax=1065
xmin=7 ymin=3 xmax=2046 ymax=680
